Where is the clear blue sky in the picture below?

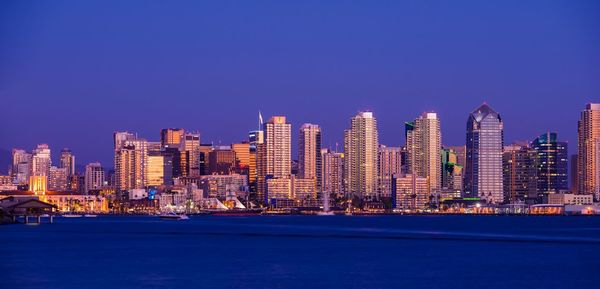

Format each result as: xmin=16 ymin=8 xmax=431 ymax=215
xmin=1 ymin=0 xmax=599 ymax=169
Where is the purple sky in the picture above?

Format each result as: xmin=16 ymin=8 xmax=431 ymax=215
xmin=1 ymin=0 xmax=599 ymax=169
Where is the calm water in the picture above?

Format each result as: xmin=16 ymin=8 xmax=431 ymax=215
xmin=2 ymin=215 xmax=600 ymax=289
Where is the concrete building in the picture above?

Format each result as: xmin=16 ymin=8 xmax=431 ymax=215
xmin=12 ymin=149 xmax=32 ymax=185
xmin=405 ymin=112 xmax=442 ymax=195
xmin=32 ymin=144 xmax=51 ymax=177
xmin=208 ymin=146 xmax=237 ymax=175
xmin=48 ymin=166 xmax=68 ymax=191
xmin=84 ymin=163 xmax=104 ymax=193
xmin=503 ymin=144 xmax=537 ymax=204
xmin=258 ymin=116 xmax=292 ymax=202
xmin=441 ymin=147 xmax=463 ymax=192
xmin=232 ymin=142 xmax=250 ymax=174
xmin=321 ymin=149 xmax=344 ymax=198
xmin=392 ymin=174 xmax=429 ymax=210
xmin=114 ymin=134 xmax=148 ymax=193
xmin=577 ymin=103 xmax=600 ymax=198
xmin=344 ymin=111 xmax=379 ymax=199
xmin=60 ymin=148 xmax=76 ymax=176
xmin=184 ymin=132 xmax=201 ymax=176
xmin=378 ymin=145 xmax=402 ymax=198
xmin=465 ymin=103 xmax=504 ymax=203
xmin=298 ymin=124 xmax=322 ymax=194
xmin=161 ymin=128 xmax=185 ymax=149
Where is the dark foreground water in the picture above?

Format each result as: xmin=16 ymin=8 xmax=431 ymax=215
xmin=2 ymin=215 xmax=600 ymax=289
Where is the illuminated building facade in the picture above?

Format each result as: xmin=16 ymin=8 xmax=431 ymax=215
xmin=208 ymin=146 xmax=237 ymax=175
xmin=84 ymin=162 xmax=105 ymax=193
xmin=258 ymin=116 xmax=292 ymax=202
xmin=577 ymin=103 xmax=600 ymax=198
xmin=32 ymin=144 xmax=51 ymax=177
xmin=184 ymin=132 xmax=201 ymax=176
xmin=12 ymin=149 xmax=32 ymax=185
xmin=322 ymin=149 xmax=344 ymax=198
xmin=48 ymin=166 xmax=68 ymax=191
xmin=344 ymin=111 xmax=379 ymax=199
xmin=298 ymin=123 xmax=322 ymax=194
xmin=465 ymin=103 xmax=504 ymax=203
xmin=392 ymin=174 xmax=429 ymax=210
xmin=60 ymin=148 xmax=76 ymax=176
xmin=405 ymin=112 xmax=442 ymax=194
xmin=161 ymin=128 xmax=185 ymax=149
xmin=114 ymin=134 xmax=148 ymax=192
xmin=378 ymin=145 xmax=402 ymax=198
xmin=502 ymin=144 xmax=537 ymax=203
xmin=531 ymin=132 xmax=568 ymax=194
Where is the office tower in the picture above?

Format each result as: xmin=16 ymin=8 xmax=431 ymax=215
xmin=114 ymin=131 xmax=136 ymax=150
xmin=162 ymin=147 xmax=188 ymax=178
xmin=292 ymin=175 xmax=317 ymax=200
xmin=84 ymin=162 xmax=105 ymax=193
xmin=577 ymin=103 xmax=600 ymax=198
xmin=146 ymin=151 xmax=166 ymax=187
xmin=298 ymin=123 xmax=322 ymax=194
xmin=502 ymin=144 xmax=537 ymax=204
xmin=60 ymin=148 xmax=76 ymax=176
xmin=198 ymin=144 xmax=213 ymax=175
xmin=322 ymin=148 xmax=344 ymax=197
xmin=344 ymin=111 xmax=379 ymax=199
xmin=12 ymin=149 xmax=32 ymax=185
xmin=378 ymin=145 xmax=402 ymax=197
xmin=392 ymin=174 xmax=428 ymax=210
xmin=32 ymin=144 xmax=51 ymax=177
xmin=184 ymin=132 xmax=201 ymax=176
xmin=441 ymin=148 xmax=463 ymax=192
xmin=531 ymin=132 xmax=568 ymax=194
xmin=465 ymin=103 xmax=504 ymax=203
xmin=48 ymin=166 xmax=68 ymax=191
xmin=405 ymin=112 xmax=442 ymax=194
xmin=249 ymin=130 xmax=264 ymax=193
xmin=258 ymin=116 xmax=292 ymax=201
xmin=114 ymin=133 xmax=148 ymax=192
xmin=208 ymin=146 xmax=237 ymax=175
xmin=161 ymin=128 xmax=185 ymax=149
xmin=231 ymin=142 xmax=250 ymax=174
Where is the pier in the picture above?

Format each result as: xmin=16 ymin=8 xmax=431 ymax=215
xmin=0 ymin=197 xmax=57 ymax=225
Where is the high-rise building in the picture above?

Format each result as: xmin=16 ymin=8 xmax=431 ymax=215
xmin=60 ymin=148 xmax=76 ymax=176
xmin=198 ymin=144 xmax=213 ymax=175
xmin=32 ymin=144 xmax=51 ymax=177
xmin=208 ymin=146 xmax=237 ymax=175
xmin=571 ymin=154 xmax=578 ymax=193
xmin=502 ymin=144 xmax=537 ymax=204
xmin=577 ymin=103 xmax=600 ymax=198
xmin=114 ymin=134 xmax=148 ymax=192
xmin=465 ymin=103 xmax=504 ymax=203
xmin=258 ymin=116 xmax=291 ymax=202
xmin=321 ymin=148 xmax=344 ymax=198
xmin=446 ymin=145 xmax=466 ymax=170
xmin=12 ymin=149 xmax=32 ymax=185
xmin=48 ymin=166 xmax=68 ymax=191
xmin=344 ymin=111 xmax=379 ymax=199
xmin=441 ymin=148 xmax=463 ymax=192
xmin=378 ymin=145 xmax=402 ymax=197
xmin=161 ymin=128 xmax=185 ymax=149
xmin=184 ymin=132 xmax=201 ymax=176
xmin=298 ymin=123 xmax=322 ymax=194
xmin=248 ymin=130 xmax=264 ymax=194
xmin=231 ymin=142 xmax=250 ymax=175
xmin=147 ymin=152 xmax=166 ymax=187
xmin=405 ymin=112 xmax=442 ymax=194
xmin=531 ymin=132 xmax=568 ymax=194
xmin=84 ymin=162 xmax=104 ymax=193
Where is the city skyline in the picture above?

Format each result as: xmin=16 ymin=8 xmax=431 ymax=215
xmin=1 ymin=1 xmax=599 ymax=169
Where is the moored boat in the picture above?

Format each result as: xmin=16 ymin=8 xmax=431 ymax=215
xmin=159 ymin=213 xmax=189 ymax=220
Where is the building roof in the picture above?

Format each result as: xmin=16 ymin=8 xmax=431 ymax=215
xmin=470 ymin=103 xmax=500 ymax=122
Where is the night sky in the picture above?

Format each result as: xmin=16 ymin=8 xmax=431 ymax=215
xmin=1 ymin=0 xmax=599 ymax=171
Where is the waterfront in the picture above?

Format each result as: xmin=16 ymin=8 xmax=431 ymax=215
xmin=2 ymin=216 xmax=600 ymax=289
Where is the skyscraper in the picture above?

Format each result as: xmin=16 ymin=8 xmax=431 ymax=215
xmin=465 ymin=103 xmax=504 ymax=203
xmin=161 ymin=128 xmax=185 ymax=149
xmin=258 ymin=116 xmax=291 ymax=202
xmin=405 ymin=112 xmax=442 ymax=194
xmin=60 ymin=148 xmax=76 ymax=176
xmin=232 ymin=142 xmax=250 ymax=175
xmin=114 ymin=133 xmax=148 ymax=192
xmin=577 ymin=103 xmax=600 ymax=198
xmin=344 ymin=111 xmax=379 ymax=199
xmin=84 ymin=162 xmax=105 ymax=193
xmin=298 ymin=123 xmax=322 ymax=194
xmin=531 ymin=132 xmax=568 ymax=194
xmin=502 ymin=144 xmax=537 ymax=203
xmin=378 ymin=145 xmax=402 ymax=197
xmin=12 ymin=149 xmax=32 ymax=185
xmin=48 ymin=166 xmax=68 ymax=191
xmin=441 ymin=148 xmax=463 ymax=192
xmin=321 ymin=148 xmax=344 ymax=198
xmin=32 ymin=144 xmax=51 ymax=177
xmin=184 ymin=132 xmax=201 ymax=176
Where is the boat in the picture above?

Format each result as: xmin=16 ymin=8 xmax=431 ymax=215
xmin=84 ymin=214 xmax=98 ymax=218
xmin=62 ymin=214 xmax=83 ymax=218
xmin=159 ymin=213 xmax=189 ymax=220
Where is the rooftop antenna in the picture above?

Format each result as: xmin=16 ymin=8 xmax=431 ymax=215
xmin=258 ymin=110 xmax=264 ymax=131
